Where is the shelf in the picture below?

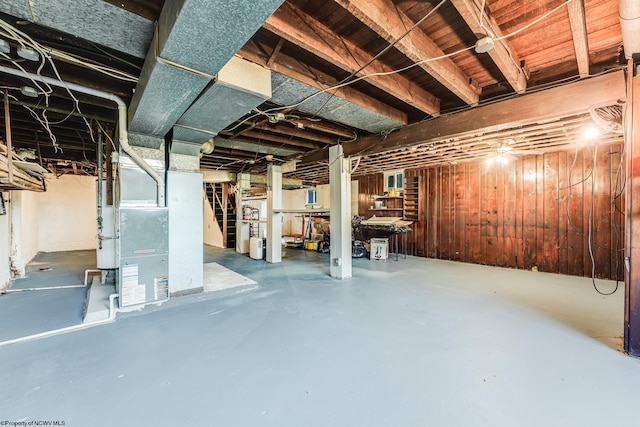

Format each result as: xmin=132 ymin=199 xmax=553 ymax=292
xmin=370 ymin=208 xmax=403 ymax=211
xmin=241 ymin=219 xmax=267 ymax=224
xmin=374 ymin=196 xmax=403 ymax=199
xmin=403 ymin=176 xmax=421 ymax=221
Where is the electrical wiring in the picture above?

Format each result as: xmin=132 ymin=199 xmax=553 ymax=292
xmin=75 ymin=129 xmax=89 ymax=162
xmin=0 ymin=20 xmax=138 ymax=82
xmin=86 ymin=40 xmax=142 ymax=71
xmin=22 ymin=104 xmax=59 ymax=152
xmin=417 ymin=64 xmax=627 ymax=125
xmin=565 ymin=143 xmax=620 ymax=295
xmin=252 ymin=0 xmax=581 ymax=121
xmin=305 ymin=0 xmax=449 ymax=120
xmin=560 ymin=146 xmax=594 ymax=191
xmin=0 ymin=51 xmax=53 ymax=96
xmin=1 ymin=18 xmax=128 ymax=148
xmin=222 ymin=110 xmax=263 ymax=133
xmin=222 ymin=0 xmax=590 ymax=139
xmin=565 ymin=145 xmax=622 ymax=253
xmin=5 ymin=91 xmax=59 ymax=151
xmin=48 ymin=47 xmax=138 ymax=82
xmin=479 ymin=0 xmax=487 ymax=32
xmin=585 ymin=144 xmax=619 ymax=295
xmin=494 ymin=0 xmax=574 ymax=42
xmin=94 ymin=120 xmax=117 ymax=151
xmin=260 ymin=46 xmax=477 ymax=118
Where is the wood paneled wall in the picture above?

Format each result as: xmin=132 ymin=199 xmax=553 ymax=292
xmin=356 ymin=144 xmax=625 ymax=280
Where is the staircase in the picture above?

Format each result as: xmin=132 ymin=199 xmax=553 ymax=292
xmin=205 ymin=183 xmax=236 ymax=249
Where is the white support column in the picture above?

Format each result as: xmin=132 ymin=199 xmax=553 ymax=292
xmin=167 ymin=170 xmax=203 ymax=295
xmin=236 ymin=173 xmax=251 ymax=254
xmin=266 ymin=165 xmax=282 ymax=263
xmin=329 ymin=145 xmax=352 ymax=279
xmin=8 ymin=191 xmax=25 ymax=278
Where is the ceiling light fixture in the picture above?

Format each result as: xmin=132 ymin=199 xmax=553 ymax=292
xmin=20 ymin=86 xmax=38 ymax=97
xmin=17 ymin=45 xmax=39 ymax=61
xmin=268 ymin=112 xmax=286 ymax=124
xmin=475 ymin=36 xmax=495 ymax=53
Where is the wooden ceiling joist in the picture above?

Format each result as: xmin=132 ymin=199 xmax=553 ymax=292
xmin=252 ymin=122 xmax=336 ymax=145
xmin=334 ymin=0 xmax=479 ymax=106
xmin=240 ymin=130 xmax=323 ymax=149
xmin=239 ymin=47 xmax=408 ymax=126
xmin=216 ymin=135 xmax=308 ymax=153
xmin=567 ymin=0 xmax=590 ymax=77
xmin=300 ymin=70 xmax=626 ymax=164
xmin=291 ymin=119 xmax=355 ymax=140
xmin=450 ymin=0 xmax=528 ymax=92
xmin=238 ymin=48 xmax=408 ymax=124
xmin=264 ymin=2 xmax=441 ymax=116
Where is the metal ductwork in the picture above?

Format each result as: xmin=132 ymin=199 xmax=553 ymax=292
xmin=128 ymin=0 xmax=284 ymax=138
xmin=0 ymin=0 xmax=152 ymax=58
xmin=270 ymin=72 xmax=404 ymax=133
xmin=173 ymin=56 xmax=272 ymax=147
xmin=620 ymin=0 xmax=640 ymax=59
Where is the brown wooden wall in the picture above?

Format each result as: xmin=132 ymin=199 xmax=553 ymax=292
xmin=355 ymin=144 xmax=625 ymax=280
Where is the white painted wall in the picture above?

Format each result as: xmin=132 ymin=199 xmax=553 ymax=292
xmin=37 ymin=174 xmax=97 ymax=252
xmin=280 ymin=183 xmax=359 ymax=238
xmin=317 ymin=182 xmax=359 ymax=216
xmin=1 ymin=175 xmax=97 ymax=288
xmin=0 ymin=192 xmax=10 ymax=290
xmin=19 ymin=190 xmax=39 ymax=263
xmin=282 ymin=189 xmax=306 ymax=236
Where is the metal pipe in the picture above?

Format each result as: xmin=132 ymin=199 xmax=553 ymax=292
xmin=0 ymin=293 xmax=119 ymax=348
xmin=3 ymin=89 xmax=13 ymax=182
xmin=624 ymin=57 xmax=635 ymax=353
xmin=620 ymin=0 xmax=640 ymax=59
xmin=0 ymin=65 xmax=165 ymax=207
xmin=3 ymin=284 xmax=86 ymax=293
xmin=97 ymin=130 xmax=103 ymax=249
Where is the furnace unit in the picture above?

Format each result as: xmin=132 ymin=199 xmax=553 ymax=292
xmin=116 ymin=153 xmax=169 ymax=308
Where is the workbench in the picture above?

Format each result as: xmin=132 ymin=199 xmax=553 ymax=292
xmin=358 ymin=217 xmax=413 ymax=261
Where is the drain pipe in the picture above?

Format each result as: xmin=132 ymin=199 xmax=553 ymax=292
xmin=0 ymin=65 xmax=165 ymax=207
xmin=620 ymin=0 xmax=640 ymax=59
xmin=0 ymin=293 xmax=119 ymax=348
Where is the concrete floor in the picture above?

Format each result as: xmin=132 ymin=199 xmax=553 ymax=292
xmin=0 ymin=246 xmax=638 ymax=426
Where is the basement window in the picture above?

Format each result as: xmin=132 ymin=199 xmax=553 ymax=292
xmin=384 ymin=170 xmax=404 ymax=193
xmin=306 ymin=188 xmax=317 ymax=205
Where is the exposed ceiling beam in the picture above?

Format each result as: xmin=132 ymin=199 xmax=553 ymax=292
xmin=266 ymin=38 xmax=285 ymax=68
xmin=291 ymin=119 xmax=355 ymax=139
xmin=216 ymin=135 xmax=309 ymax=153
xmin=252 ymin=123 xmax=337 ymax=145
xmin=334 ymin=0 xmax=479 ymax=105
xmin=238 ymin=47 xmax=408 ymax=125
xmin=300 ymin=70 xmax=626 ymax=163
xmin=449 ymin=0 xmax=527 ymax=92
xmin=567 ymin=0 xmax=590 ymax=77
xmin=4 ymin=100 xmax=116 ymax=123
xmin=240 ymin=130 xmax=323 ymax=149
xmin=264 ymin=2 xmax=441 ymax=115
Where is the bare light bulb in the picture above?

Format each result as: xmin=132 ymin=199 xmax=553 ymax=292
xmin=583 ymin=125 xmax=600 ymax=140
